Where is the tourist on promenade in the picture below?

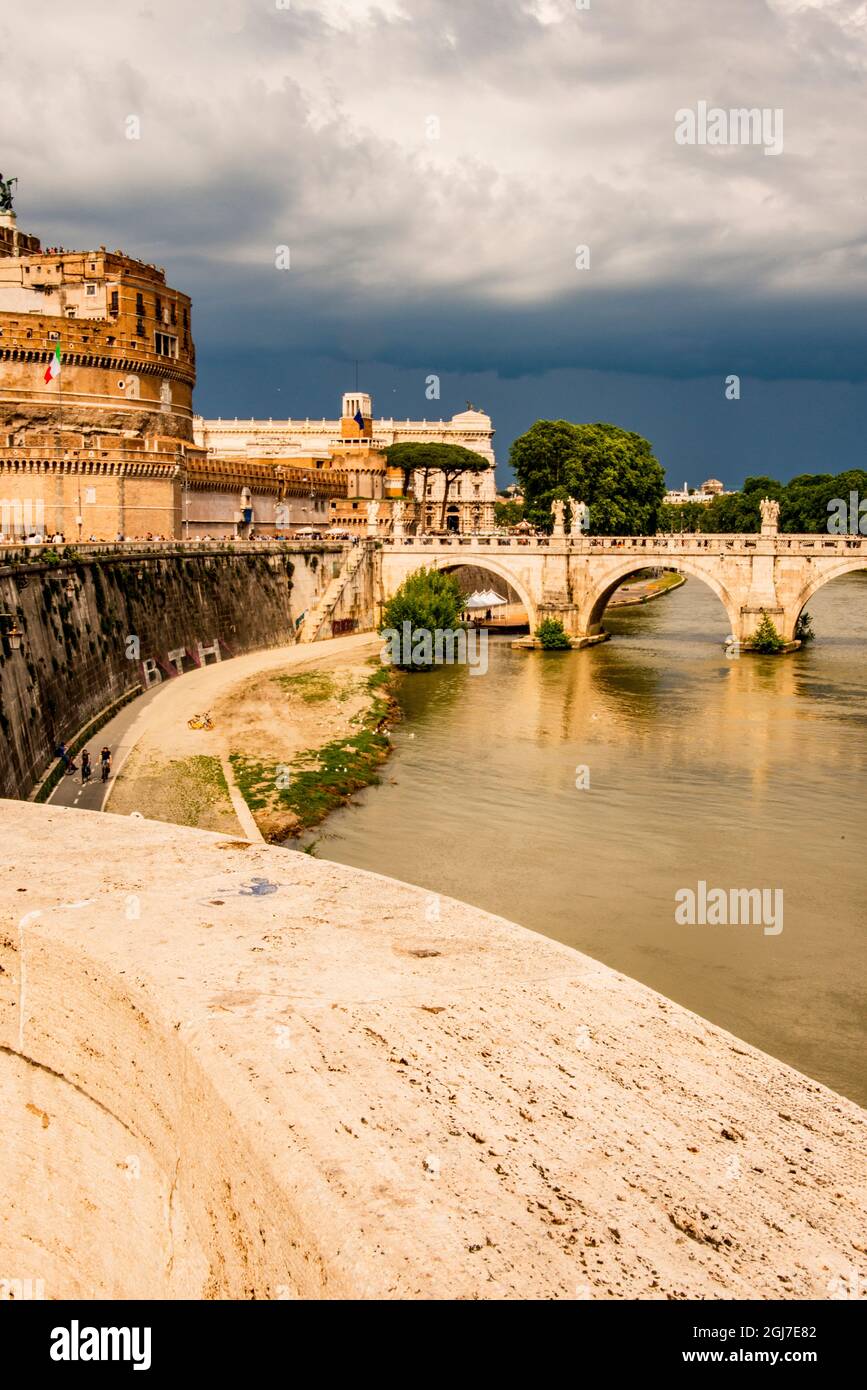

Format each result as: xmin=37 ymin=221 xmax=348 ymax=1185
xmin=81 ymin=749 xmax=92 ymax=784
xmin=100 ymin=746 xmax=112 ymax=782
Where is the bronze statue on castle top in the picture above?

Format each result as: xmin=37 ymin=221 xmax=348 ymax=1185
xmin=0 ymin=174 xmax=17 ymax=213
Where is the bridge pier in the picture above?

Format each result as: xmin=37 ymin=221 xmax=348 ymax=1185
xmin=524 ymin=599 xmax=610 ymax=649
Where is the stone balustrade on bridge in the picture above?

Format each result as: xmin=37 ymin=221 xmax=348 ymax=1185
xmin=378 ymin=532 xmax=867 ymax=646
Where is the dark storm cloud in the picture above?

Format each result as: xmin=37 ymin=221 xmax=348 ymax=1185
xmin=5 ymin=0 xmax=867 ymax=450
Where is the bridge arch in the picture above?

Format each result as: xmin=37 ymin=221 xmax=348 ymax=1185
xmin=429 ymin=555 xmax=538 ymax=629
xmin=784 ymin=556 xmax=867 ymax=640
xmin=579 ymin=557 xmax=741 ymax=641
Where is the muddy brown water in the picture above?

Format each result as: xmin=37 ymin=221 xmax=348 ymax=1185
xmin=312 ymin=575 xmax=867 ymax=1107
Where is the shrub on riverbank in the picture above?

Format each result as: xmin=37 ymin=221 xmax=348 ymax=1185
xmin=535 ymin=617 xmax=572 ymax=649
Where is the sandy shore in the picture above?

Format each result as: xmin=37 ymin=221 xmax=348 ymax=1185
xmin=1 ymin=800 xmax=865 ymax=1299
xmin=107 ymin=632 xmax=384 ymax=838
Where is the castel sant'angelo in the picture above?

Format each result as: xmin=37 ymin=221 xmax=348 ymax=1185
xmin=0 ymin=186 xmax=496 ymax=541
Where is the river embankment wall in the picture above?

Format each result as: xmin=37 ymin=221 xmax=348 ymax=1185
xmin=0 ymin=542 xmax=365 ymax=798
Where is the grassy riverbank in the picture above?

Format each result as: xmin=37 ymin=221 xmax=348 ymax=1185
xmin=228 ymin=661 xmax=401 ymax=841
xmin=106 ymin=637 xmax=395 ymax=839
xmin=610 ymin=569 xmax=685 ymax=605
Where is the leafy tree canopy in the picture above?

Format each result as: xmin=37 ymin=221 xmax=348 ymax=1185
xmin=509 ymin=420 xmax=665 ymax=535
xmin=385 ymin=441 xmax=488 ymax=489
xmin=386 ymin=441 xmax=490 ymax=527
xmin=661 ymin=468 xmax=867 ymax=534
xmin=379 ymin=568 xmax=464 ymax=669
xmin=495 ymin=498 xmax=524 ymax=527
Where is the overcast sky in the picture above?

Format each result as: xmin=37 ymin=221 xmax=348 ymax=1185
xmin=5 ymin=0 xmax=867 ymax=484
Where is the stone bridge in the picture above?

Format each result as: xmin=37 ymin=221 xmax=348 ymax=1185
xmin=378 ymin=532 xmax=867 ymax=647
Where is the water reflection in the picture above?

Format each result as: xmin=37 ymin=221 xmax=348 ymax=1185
xmin=315 ymin=575 xmax=867 ymax=1105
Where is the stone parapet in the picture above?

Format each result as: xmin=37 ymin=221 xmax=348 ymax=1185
xmin=1 ymin=800 xmax=864 ymax=1299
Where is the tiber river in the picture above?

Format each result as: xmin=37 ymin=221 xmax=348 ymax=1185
xmin=315 ymin=574 xmax=867 ymax=1108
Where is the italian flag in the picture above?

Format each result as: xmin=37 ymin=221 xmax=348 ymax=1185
xmin=44 ymin=342 xmax=61 ymax=384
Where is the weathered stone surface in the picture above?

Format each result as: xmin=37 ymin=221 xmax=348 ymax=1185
xmin=1 ymin=801 xmax=864 ymax=1300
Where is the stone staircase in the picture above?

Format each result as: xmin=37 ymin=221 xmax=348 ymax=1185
xmin=297 ymin=542 xmax=369 ymax=642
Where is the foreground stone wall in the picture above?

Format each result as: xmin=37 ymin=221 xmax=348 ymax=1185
xmin=1 ymin=802 xmax=864 ymax=1300
xmin=0 ymin=544 xmax=349 ymax=799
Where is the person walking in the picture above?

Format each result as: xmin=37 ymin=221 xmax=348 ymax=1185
xmin=81 ymin=749 xmax=92 ymax=784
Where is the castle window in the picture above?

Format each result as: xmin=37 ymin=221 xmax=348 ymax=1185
xmin=154 ymin=332 xmax=178 ymax=358
xmin=110 ymin=290 xmax=119 ymax=314
xmin=135 ymin=292 xmax=144 ymax=315
xmin=155 ymin=295 xmax=162 ymax=321
xmin=136 ymin=319 xmax=144 ymax=337
xmin=85 ymin=284 xmax=97 ymax=297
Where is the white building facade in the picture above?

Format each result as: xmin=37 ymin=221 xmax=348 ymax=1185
xmin=194 ymin=395 xmax=497 ymax=534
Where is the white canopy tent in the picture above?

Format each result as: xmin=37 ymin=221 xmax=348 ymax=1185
xmin=464 ymin=588 xmax=508 ymax=610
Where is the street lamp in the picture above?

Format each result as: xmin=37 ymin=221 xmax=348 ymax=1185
xmin=0 ymin=612 xmax=23 ymax=651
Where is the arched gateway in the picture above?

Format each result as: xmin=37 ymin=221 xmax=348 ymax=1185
xmin=377 ymin=533 xmax=867 ymax=649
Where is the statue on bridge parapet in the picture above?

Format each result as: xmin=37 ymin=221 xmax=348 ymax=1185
xmin=392 ymin=498 xmax=405 ymax=538
xmin=366 ymin=500 xmax=380 ymax=537
xmin=551 ymin=498 xmax=566 ymax=537
xmin=760 ymin=496 xmax=780 ymax=536
xmin=570 ymin=500 xmax=590 ymax=536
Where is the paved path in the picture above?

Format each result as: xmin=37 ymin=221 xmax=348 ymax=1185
xmin=49 ymin=631 xmax=381 ymax=821
xmin=47 ymin=684 xmax=164 ymax=813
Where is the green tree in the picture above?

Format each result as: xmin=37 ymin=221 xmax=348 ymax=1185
xmin=508 ymin=420 xmax=579 ymax=530
xmin=783 ymin=470 xmax=867 ymax=533
xmin=379 ymin=567 xmax=464 ymax=670
xmin=535 ymin=617 xmax=572 ymax=649
xmin=795 ymin=610 xmax=815 ymax=644
xmin=510 ymin=420 xmax=665 ymax=535
xmin=385 ymin=442 xmax=488 ymax=529
xmin=747 ymin=612 xmax=784 ymax=654
xmin=495 ymin=498 xmax=524 ymax=527
xmin=658 ymin=501 xmax=707 ymax=533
